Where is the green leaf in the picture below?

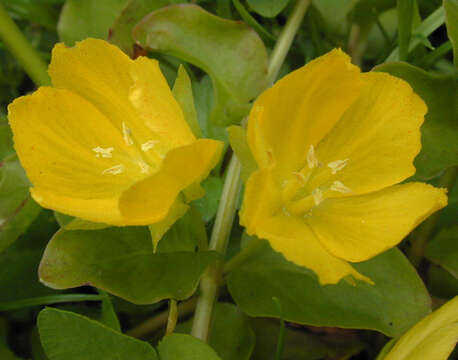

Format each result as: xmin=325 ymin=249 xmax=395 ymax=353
xmin=227 ymin=125 xmax=257 ymax=182
xmin=98 ymin=289 xmax=121 ymax=331
xmin=39 ymin=227 xmax=219 ymax=304
xmin=156 ymin=209 xmax=200 ymax=253
xmin=350 ymin=0 xmax=396 ymax=28
xmin=54 ymin=211 xmax=108 ymax=231
xmin=427 ymin=264 xmax=458 ymax=299
xmin=227 ymin=239 xmax=431 ymax=337
xmin=425 ymin=226 xmax=458 ymax=278
xmin=374 ymin=62 xmax=458 ymax=179
xmin=2 ymin=0 xmax=61 ymax=30
xmin=172 ymin=65 xmax=202 ymax=137
xmin=38 ymin=308 xmax=158 ymax=360
xmin=444 ymin=0 xmax=458 ymax=67
xmin=250 ymin=318 xmax=365 ymax=360
xmin=194 ymin=176 xmax=224 ymax=222
xmin=133 ymin=4 xmax=268 ymax=126
xmin=438 ymin=173 xmax=458 ymax=228
xmin=108 ymin=0 xmax=170 ymax=56
xmin=0 ymin=211 xmax=59 ymax=303
xmin=157 ymin=333 xmax=221 ymax=360
xmin=0 ymin=124 xmax=42 ymax=252
xmin=397 ymin=0 xmax=415 ymax=61
xmin=176 ymin=303 xmax=255 ymax=360
xmin=58 ymin=0 xmax=130 ymax=45
xmin=246 ymin=0 xmax=290 ymax=18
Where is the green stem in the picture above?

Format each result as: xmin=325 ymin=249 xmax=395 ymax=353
xmin=165 ymin=299 xmax=178 ymax=336
xmin=266 ymin=0 xmax=311 ymax=86
xmin=190 ymin=0 xmax=310 ymax=343
xmin=409 ymin=166 xmax=457 ymax=267
xmin=0 ymin=294 xmax=102 ymax=312
xmin=386 ymin=6 xmax=445 ymax=62
xmin=191 ymin=156 xmax=242 ymax=341
xmin=418 ymin=41 xmax=453 ymax=69
xmin=347 ymin=24 xmax=368 ymax=66
xmin=232 ymin=0 xmax=276 ymax=45
xmin=126 ymin=297 xmax=197 ymax=338
xmin=0 ymin=3 xmax=50 ymax=86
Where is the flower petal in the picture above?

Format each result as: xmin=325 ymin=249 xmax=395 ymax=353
xmin=308 ymin=183 xmax=447 ymax=263
xmin=403 ymin=323 xmax=458 ymax=360
xmin=384 ymin=296 xmax=458 ymax=360
xmin=255 ymin=214 xmax=371 ymax=285
xmin=119 ymin=139 xmax=223 ymax=225
xmin=308 ymin=72 xmax=427 ymax=195
xmin=49 ymin=38 xmax=195 ymax=164
xmin=239 ymin=168 xmax=282 ymax=234
xmin=8 ymin=86 xmax=148 ymax=224
xmin=247 ymin=49 xmax=364 ymax=177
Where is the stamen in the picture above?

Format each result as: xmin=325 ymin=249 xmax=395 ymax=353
xmin=312 ymin=188 xmax=323 ymax=205
xmin=141 ymin=140 xmax=159 ymax=152
xmin=102 ymin=164 xmax=124 ymax=175
xmin=138 ymin=160 xmax=151 ymax=174
xmin=327 ymin=159 xmax=349 ymax=174
xmin=92 ymin=146 xmax=114 ymax=158
xmin=122 ymin=122 xmax=134 ymax=146
xmin=330 ymin=180 xmax=352 ymax=193
xmin=307 ymin=144 xmax=319 ymax=169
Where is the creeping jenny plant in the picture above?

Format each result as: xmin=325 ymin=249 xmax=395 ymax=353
xmin=8 ymin=39 xmax=223 ymax=232
xmin=238 ymin=49 xmax=448 ymax=285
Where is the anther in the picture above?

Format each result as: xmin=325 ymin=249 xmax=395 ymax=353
xmin=92 ymin=146 xmax=114 ymax=158
xmin=307 ymin=144 xmax=319 ymax=169
xmin=327 ymin=159 xmax=349 ymax=174
xmin=330 ymin=180 xmax=352 ymax=193
xmin=102 ymin=164 xmax=124 ymax=175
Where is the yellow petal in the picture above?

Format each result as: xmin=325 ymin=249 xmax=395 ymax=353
xmin=239 ymin=168 xmax=282 ymax=234
xmin=119 ymin=139 xmax=223 ymax=225
xmin=309 ymin=183 xmax=447 ymax=263
xmin=149 ymin=198 xmax=189 ymax=250
xmin=384 ymin=296 xmax=458 ymax=360
xmin=8 ymin=86 xmax=147 ymax=224
xmin=404 ymin=323 xmax=458 ymax=360
xmin=308 ymin=72 xmax=427 ymax=195
xmin=247 ymin=49 xmax=364 ymax=177
xmin=49 ymin=38 xmax=195 ymax=165
xmin=255 ymin=214 xmax=371 ymax=285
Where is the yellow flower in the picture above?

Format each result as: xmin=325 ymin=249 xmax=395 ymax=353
xmin=238 ymin=49 xmax=447 ymax=284
xmin=8 ymin=39 xmax=223 ymax=231
xmin=382 ymin=296 xmax=458 ymax=360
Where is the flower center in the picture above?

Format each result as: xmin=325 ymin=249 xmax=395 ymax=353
xmin=281 ymin=145 xmax=351 ymax=216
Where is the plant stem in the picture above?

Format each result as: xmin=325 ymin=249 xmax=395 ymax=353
xmin=266 ymin=0 xmax=311 ymax=86
xmin=347 ymin=24 xmax=369 ymax=66
xmin=165 ymin=299 xmax=178 ymax=336
xmin=0 ymin=294 xmax=103 ymax=312
xmin=0 ymin=3 xmax=50 ymax=86
xmin=190 ymin=0 xmax=310 ymax=343
xmin=409 ymin=166 xmax=457 ymax=267
xmin=386 ymin=6 xmax=445 ymax=62
xmin=191 ymin=156 xmax=242 ymax=341
xmin=126 ymin=297 xmax=198 ymax=339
